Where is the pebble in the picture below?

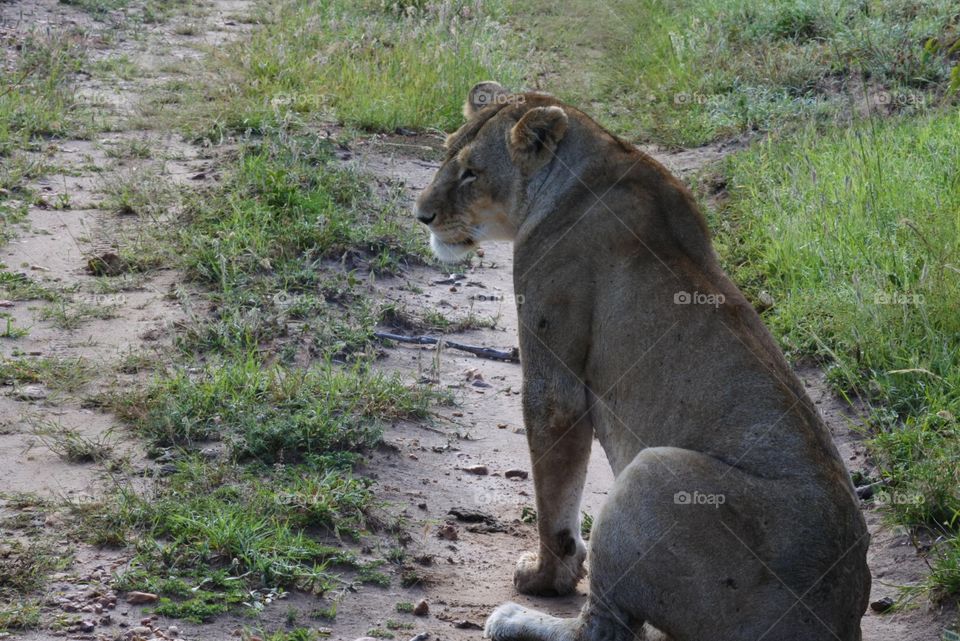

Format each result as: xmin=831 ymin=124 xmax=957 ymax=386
xmin=437 ymin=523 xmax=459 ymax=541
xmin=14 ymin=385 xmax=48 ymax=401
xmin=413 ymin=599 xmax=429 ymax=616
xmin=870 ymin=596 xmax=895 ymax=613
xmin=504 ymin=469 xmax=528 ymax=480
xmin=127 ymin=591 xmax=159 ymax=605
xmin=462 ymin=465 xmax=488 ymax=475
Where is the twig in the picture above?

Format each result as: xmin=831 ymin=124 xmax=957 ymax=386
xmin=374 ymin=331 xmax=520 ymax=363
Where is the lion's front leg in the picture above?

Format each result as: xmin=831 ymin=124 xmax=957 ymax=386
xmin=515 ymin=376 xmax=593 ymax=596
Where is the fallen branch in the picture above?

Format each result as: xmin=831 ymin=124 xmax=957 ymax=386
xmin=373 ymin=331 xmax=520 ymax=363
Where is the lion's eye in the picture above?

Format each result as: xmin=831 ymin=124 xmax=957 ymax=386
xmin=459 ymin=169 xmax=477 ymax=186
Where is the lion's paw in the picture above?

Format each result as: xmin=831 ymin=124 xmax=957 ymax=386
xmin=484 ymin=602 xmax=526 ymax=640
xmin=513 ymin=549 xmax=585 ymax=596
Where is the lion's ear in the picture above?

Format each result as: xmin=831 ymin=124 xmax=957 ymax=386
xmin=508 ymin=106 xmax=568 ymax=173
xmin=464 ymin=81 xmax=508 ymax=118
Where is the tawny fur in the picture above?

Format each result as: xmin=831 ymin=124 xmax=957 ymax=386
xmin=414 ymin=82 xmax=871 ymax=641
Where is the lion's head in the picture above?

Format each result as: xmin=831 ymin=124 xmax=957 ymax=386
xmin=414 ymin=82 xmax=570 ymax=262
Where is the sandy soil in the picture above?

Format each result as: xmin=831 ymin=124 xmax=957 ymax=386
xmin=1 ymin=1 xmax=955 ymax=640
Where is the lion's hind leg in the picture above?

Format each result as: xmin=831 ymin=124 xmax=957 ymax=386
xmin=485 ymin=600 xmax=638 ymax=641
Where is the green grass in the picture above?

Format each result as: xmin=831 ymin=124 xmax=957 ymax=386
xmin=81 ymin=454 xmax=397 ymax=621
xmin=510 ymin=0 xmax=959 ymax=146
xmin=713 ymin=109 xmax=960 ymax=594
xmin=184 ymin=0 xmax=522 ymax=136
xmin=0 ymin=355 xmax=93 ymax=393
xmin=0 ymin=541 xmax=69 ymax=632
xmin=0 ymin=31 xmax=87 ymax=157
xmin=129 ymin=358 xmax=433 ymax=463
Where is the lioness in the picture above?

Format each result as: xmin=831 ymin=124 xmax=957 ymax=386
xmin=414 ymin=82 xmax=870 ymax=641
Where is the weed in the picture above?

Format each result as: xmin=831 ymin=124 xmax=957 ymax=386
xmin=130 ymin=358 xmax=433 ymax=464
xmin=100 ymin=167 xmax=180 ymax=218
xmin=39 ymin=298 xmax=120 ymax=329
xmin=32 ymin=423 xmax=114 ymax=463
xmin=0 ymin=599 xmax=41 ymax=631
xmin=311 ymin=603 xmax=337 ymax=620
xmin=0 ymin=269 xmax=64 ymax=302
xmin=0 ymin=355 xmax=93 ymax=392
xmin=0 ymin=30 xmax=87 ymax=156
xmin=83 ymin=457 xmax=386 ymax=618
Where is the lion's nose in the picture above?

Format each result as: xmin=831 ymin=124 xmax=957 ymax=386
xmin=415 ymin=209 xmax=436 ymax=225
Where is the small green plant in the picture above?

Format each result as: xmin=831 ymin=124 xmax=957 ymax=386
xmin=385 ymin=619 xmax=414 ymax=631
xmin=311 ymin=603 xmax=337 ymax=621
xmin=0 ymin=315 xmax=28 ymax=339
xmin=32 ymin=424 xmax=113 ymax=463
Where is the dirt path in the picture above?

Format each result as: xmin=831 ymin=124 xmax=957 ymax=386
xmin=1 ymin=0 xmax=250 ymax=638
xmin=320 ymin=142 xmax=956 ymax=641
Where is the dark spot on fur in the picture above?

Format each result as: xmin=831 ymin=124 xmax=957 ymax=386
xmin=538 ymin=317 xmax=549 ymax=330
xmin=557 ymin=529 xmax=575 ymax=557
xmin=723 ymin=577 xmax=738 ymax=589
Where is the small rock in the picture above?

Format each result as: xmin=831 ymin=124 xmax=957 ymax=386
xmin=504 ymin=469 xmax=528 ymax=480
xmin=79 ymin=620 xmax=96 ymax=633
xmin=409 ymin=633 xmax=430 ymax=641
xmin=462 ymin=465 xmax=488 ymax=475
xmin=496 ymin=423 xmax=508 ymax=429
xmin=14 ymin=385 xmax=48 ymax=401
xmin=413 ymin=599 xmax=429 ymax=616
xmin=417 ymin=502 xmax=428 ymax=510
xmin=126 ymin=591 xmax=159 ymax=605
xmin=453 ymin=620 xmax=483 ymax=630
xmin=86 ymin=251 xmax=127 ymax=276
xmin=168 ymin=625 xmax=180 ymax=637
xmin=870 ymin=597 xmax=895 ymax=613
xmin=0 ymin=300 xmax=13 ymax=307
xmin=437 ymin=522 xmax=459 ymax=541
xmin=855 ymin=484 xmax=875 ymax=500
xmin=353 ymin=637 xmax=379 ymax=641
xmin=131 ymin=626 xmax=152 ymax=636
